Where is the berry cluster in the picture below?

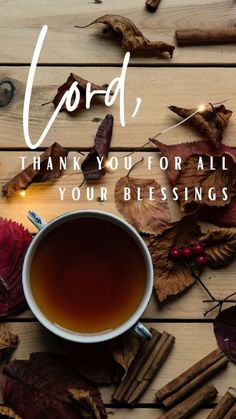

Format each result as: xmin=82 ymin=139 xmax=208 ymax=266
xmin=169 ymin=242 xmax=207 ymax=267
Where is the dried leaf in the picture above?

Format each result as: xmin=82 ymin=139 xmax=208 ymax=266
xmin=0 ymin=325 xmax=18 ymax=361
xmin=176 ymin=152 xmax=236 ymax=211
xmin=0 ymin=406 xmax=22 ymax=419
xmin=2 ymin=353 xmax=107 ymax=419
xmin=169 ymin=104 xmax=232 ymax=147
xmin=200 ymin=228 xmax=236 ymax=268
xmin=107 ymin=331 xmax=141 ymax=374
xmin=198 ymin=197 xmax=236 ymax=227
xmin=115 ymin=176 xmax=170 ymax=234
xmin=0 ymin=219 xmax=32 ymax=316
xmin=57 ymin=330 xmax=141 ymax=385
xmin=69 ymin=389 xmax=102 ymax=419
xmin=151 ymin=139 xmax=236 ymax=217
xmin=52 ymin=73 xmax=110 ymax=116
xmin=76 ymin=15 xmax=175 ymax=57
xmin=148 ymin=214 xmax=202 ymax=302
xmin=81 ymin=114 xmax=113 ymax=180
xmin=214 ymin=305 xmax=236 ymax=362
xmin=150 ymin=139 xmax=236 ymax=186
xmin=2 ymin=142 xmax=68 ymax=197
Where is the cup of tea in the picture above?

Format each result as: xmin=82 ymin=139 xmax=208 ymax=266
xmin=23 ymin=210 xmax=154 ymax=343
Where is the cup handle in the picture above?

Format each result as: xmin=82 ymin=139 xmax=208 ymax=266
xmin=27 ymin=210 xmax=47 ymax=231
xmin=132 ymin=321 xmax=152 ymax=341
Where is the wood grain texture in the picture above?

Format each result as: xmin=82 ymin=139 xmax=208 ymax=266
xmin=5 ymin=322 xmax=236 ymax=404
xmin=1 ymin=0 xmax=236 ymax=64
xmin=1 ymin=150 xmax=236 ymax=320
xmin=0 ymin=67 xmax=236 ymax=149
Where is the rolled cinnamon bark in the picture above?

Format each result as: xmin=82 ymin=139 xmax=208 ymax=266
xmin=146 ymin=0 xmax=161 ymax=12
xmin=207 ymin=391 xmax=236 ymax=418
xmin=113 ymin=329 xmax=175 ymax=405
xmin=156 ymin=348 xmax=228 ymax=408
xmin=158 ymin=383 xmax=218 ymax=419
xmin=224 ymin=402 xmax=236 ymax=419
xmin=176 ymin=28 xmax=236 ymax=46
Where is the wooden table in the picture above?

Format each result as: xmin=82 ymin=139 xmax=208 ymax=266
xmin=1 ymin=1 xmax=236 ymax=417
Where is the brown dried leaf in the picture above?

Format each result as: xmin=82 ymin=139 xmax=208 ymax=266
xmin=176 ymin=153 xmax=236 ymax=211
xmin=107 ymin=330 xmax=141 ymax=373
xmin=169 ymin=104 xmax=232 ymax=147
xmin=76 ymin=15 xmax=175 ymax=57
xmin=115 ymin=176 xmax=170 ymax=234
xmin=148 ymin=215 xmax=202 ymax=302
xmin=81 ymin=114 xmax=113 ymax=180
xmin=0 ymin=406 xmax=22 ymax=419
xmin=69 ymin=389 xmax=102 ymax=419
xmin=2 ymin=142 xmax=68 ymax=197
xmin=200 ymin=227 xmax=236 ymax=268
xmin=198 ymin=197 xmax=236 ymax=227
xmin=0 ymin=325 xmax=18 ymax=361
xmin=53 ymin=73 xmax=110 ymax=116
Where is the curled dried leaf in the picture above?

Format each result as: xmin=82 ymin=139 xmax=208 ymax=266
xmin=0 ymin=406 xmax=22 ymax=419
xmin=52 ymin=73 xmax=110 ymax=116
xmin=2 ymin=142 xmax=68 ymax=197
xmin=198 ymin=196 xmax=236 ymax=227
xmin=76 ymin=15 xmax=175 ymax=57
xmin=201 ymin=227 xmax=236 ymax=268
xmin=69 ymin=389 xmax=104 ymax=419
xmin=148 ymin=215 xmax=202 ymax=302
xmin=169 ymin=104 xmax=232 ymax=147
xmin=115 ymin=176 xmax=170 ymax=234
xmin=81 ymin=114 xmax=113 ymax=180
xmin=0 ymin=325 xmax=18 ymax=361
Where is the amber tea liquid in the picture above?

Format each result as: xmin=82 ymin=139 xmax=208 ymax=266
xmin=30 ymin=218 xmax=147 ymax=334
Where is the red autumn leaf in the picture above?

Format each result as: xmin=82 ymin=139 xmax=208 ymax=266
xmin=76 ymin=15 xmax=175 ymax=57
xmin=2 ymin=142 xmax=68 ymax=197
xmin=214 ymin=305 xmax=236 ymax=363
xmin=148 ymin=214 xmax=202 ymax=302
xmin=0 ymin=219 xmax=32 ymax=316
xmin=2 ymin=353 xmax=107 ymax=419
xmin=81 ymin=114 xmax=113 ymax=180
xmin=169 ymin=104 xmax=232 ymax=147
xmin=52 ymin=73 xmax=110 ymax=116
xmin=115 ymin=176 xmax=170 ymax=234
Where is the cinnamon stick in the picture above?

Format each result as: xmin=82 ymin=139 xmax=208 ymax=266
xmin=175 ymin=28 xmax=236 ymax=46
xmin=145 ymin=0 xmax=161 ymax=13
xmin=224 ymin=403 xmax=236 ymax=419
xmin=156 ymin=348 xmax=228 ymax=408
xmin=158 ymin=383 xmax=218 ymax=419
xmin=113 ymin=329 xmax=175 ymax=405
xmin=207 ymin=390 xmax=236 ymax=419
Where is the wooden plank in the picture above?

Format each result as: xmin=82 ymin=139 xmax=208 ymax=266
xmin=1 ymin=0 xmax=236 ymax=64
xmin=108 ymin=410 xmax=211 ymax=418
xmin=6 ymin=322 xmax=236 ymax=403
xmin=0 ymin=67 xmax=236 ymax=149
xmin=1 ymin=150 xmax=236 ymax=320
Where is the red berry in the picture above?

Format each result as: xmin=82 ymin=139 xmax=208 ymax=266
xmin=169 ymin=247 xmax=181 ymax=259
xmin=182 ymin=246 xmax=193 ymax=258
xmin=195 ymin=255 xmax=207 ymax=266
xmin=192 ymin=242 xmax=205 ymax=255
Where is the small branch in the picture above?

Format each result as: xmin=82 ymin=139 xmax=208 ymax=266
xmin=127 ymin=158 xmax=144 ymax=177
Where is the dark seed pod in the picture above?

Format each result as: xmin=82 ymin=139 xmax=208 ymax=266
xmin=0 ymin=80 xmax=15 ymax=107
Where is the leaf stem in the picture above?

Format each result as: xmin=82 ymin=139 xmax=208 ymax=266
xmin=127 ymin=158 xmax=144 ymax=177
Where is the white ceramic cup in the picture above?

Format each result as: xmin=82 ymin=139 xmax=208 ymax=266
xmin=23 ymin=210 xmax=154 ymax=343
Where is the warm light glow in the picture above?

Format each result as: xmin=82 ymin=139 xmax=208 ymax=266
xmin=19 ymin=190 xmax=26 ymax=197
xmin=105 ymin=160 xmax=111 ymax=169
xmin=198 ymin=105 xmax=206 ymax=112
